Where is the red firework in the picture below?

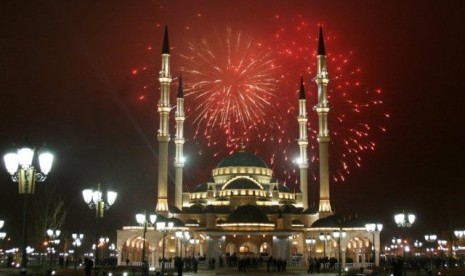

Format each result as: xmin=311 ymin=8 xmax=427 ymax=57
xmin=131 ymin=18 xmax=388 ymax=189
xmin=269 ymin=14 xmax=388 ymax=183
xmin=179 ymin=27 xmax=279 ymax=150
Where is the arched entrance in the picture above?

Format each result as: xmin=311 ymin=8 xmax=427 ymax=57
xmin=120 ymin=235 xmax=147 ymax=265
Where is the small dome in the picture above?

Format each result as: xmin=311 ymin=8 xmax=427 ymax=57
xmin=342 ymin=217 xmax=368 ymax=228
xmin=282 ymin=204 xmax=301 ymax=214
xmin=184 ymin=219 xmax=200 ymax=226
xmin=224 ymin=178 xmax=262 ymax=190
xmin=217 ymin=151 xmax=268 ymax=168
xmin=168 ymin=217 xmax=184 ymax=227
xmin=193 ymin=183 xmax=208 ymax=192
xmin=311 ymin=215 xmax=339 ymax=228
xmin=185 ymin=204 xmax=204 ymax=213
xmin=278 ymin=185 xmax=291 ymax=193
xmin=228 ymin=204 xmax=270 ymax=223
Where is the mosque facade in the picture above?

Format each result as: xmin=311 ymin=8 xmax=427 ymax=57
xmin=116 ymin=26 xmax=381 ymax=270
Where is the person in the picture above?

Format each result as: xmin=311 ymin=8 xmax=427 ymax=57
xmin=307 ymin=257 xmax=314 ymax=274
xmin=126 ymin=258 xmax=130 ymax=266
xmin=142 ymin=258 xmax=149 ymax=276
xmin=192 ymin=256 xmax=198 ymax=273
xmin=175 ymin=256 xmax=184 ymax=276
xmin=392 ymin=256 xmax=403 ymax=276
xmin=84 ymin=257 xmax=94 ymax=276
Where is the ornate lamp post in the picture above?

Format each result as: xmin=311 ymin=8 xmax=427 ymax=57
xmin=46 ymin=229 xmax=61 ymax=271
xmin=437 ymin=239 xmax=447 ymax=263
xmin=72 ymin=233 xmax=84 ymax=269
xmin=3 ymin=147 xmax=54 ymax=275
xmin=454 ymin=230 xmax=465 ymax=266
xmin=319 ymin=233 xmax=331 ymax=268
xmin=82 ymin=184 xmax=117 ymax=265
xmin=99 ymin=237 xmax=109 ymax=261
xmin=332 ymin=229 xmax=347 ymax=275
xmin=156 ymin=221 xmax=174 ymax=275
xmin=175 ymin=230 xmax=190 ymax=258
xmin=394 ymin=211 xmax=415 ymax=258
xmin=414 ymin=240 xmax=423 ymax=256
xmin=0 ymin=220 xmax=6 ymax=264
xmin=135 ymin=211 xmax=157 ymax=275
xmin=424 ymin=234 xmax=437 ymax=273
xmin=305 ymin=237 xmax=316 ymax=265
xmin=365 ymin=223 xmax=383 ymax=266
xmin=189 ymin=238 xmax=200 ymax=257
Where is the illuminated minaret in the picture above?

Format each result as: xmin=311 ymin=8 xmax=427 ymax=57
xmin=315 ymin=27 xmax=332 ymax=214
xmin=156 ymin=25 xmax=171 ymax=213
xmin=174 ymin=76 xmax=185 ymax=211
xmin=297 ymin=77 xmax=309 ymax=210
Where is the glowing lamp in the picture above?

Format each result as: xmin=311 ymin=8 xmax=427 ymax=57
xmin=3 ymin=153 xmax=19 ymax=175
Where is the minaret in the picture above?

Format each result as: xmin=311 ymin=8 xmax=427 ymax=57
xmin=174 ymin=76 xmax=185 ymax=211
xmin=156 ymin=25 xmax=171 ymax=214
xmin=297 ymin=77 xmax=309 ymax=210
xmin=315 ymin=27 xmax=332 ymax=214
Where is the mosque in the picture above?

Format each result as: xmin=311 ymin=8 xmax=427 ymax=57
xmin=116 ymin=26 xmax=381 ymax=270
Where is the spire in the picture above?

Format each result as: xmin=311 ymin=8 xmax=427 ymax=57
xmin=162 ymin=25 xmax=170 ymax=54
xmin=299 ymin=76 xmax=306 ymax=99
xmin=177 ymin=75 xmax=183 ymax=98
xmin=318 ymin=26 xmax=326 ymax=56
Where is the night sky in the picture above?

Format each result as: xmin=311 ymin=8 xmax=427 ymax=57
xmin=1 ymin=0 xmax=464 ymax=249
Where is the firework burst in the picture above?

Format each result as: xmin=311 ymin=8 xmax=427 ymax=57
xmin=179 ymin=27 xmax=280 ymax=152
xmin=270 ymin=14 xmax=388 ymax=183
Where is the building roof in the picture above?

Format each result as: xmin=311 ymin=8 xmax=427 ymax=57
xmin=224 ymin=178 xmax=262 ymax=190
xmin=216 ymin=151 xmax=268 ymax=168
xmin=311 ymin=214 xmax=368 ymax=228
xmin=227 ymin=204 xmax=270 ymax=223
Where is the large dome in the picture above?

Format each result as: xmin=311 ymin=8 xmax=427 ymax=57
xmin=216 ymin=151 xmax=268 ymax=168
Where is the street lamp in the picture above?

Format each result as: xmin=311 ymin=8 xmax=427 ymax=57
xmin=305 ymin=237 xmax=316 ymax=264
xmin=365 ymin=223 xmax=383 ymax=266
xmin=332 ymin=229 xmax=347 ymax=275
xmin=0 ymin=220 xmax=6 ymax=264
xmin=46 ymin=229 xmax=61 ymax=271
xmin=82 ymin=184 xmax=117 ymax=265
xmin=175 ymin=230 xmax=190 ymax=258
xmin=3 ymin=146 xmax=54 ymax=275
xmin=135 ymin=211 xmax=157 ymax=275
xmin=72 ymin=233 xmax=84 ymax=269
xmin=425 ymin=234 xmax=437 ymax=272
xmin=99 ymin=237 xmax=109 ymax=261
xmin=394 ymin=211 xmax=415 ymax=258
xmin=394 ymin=212 xmax=416 ymax=228
xmin=455 ymin=230 xmax=465 ymax=266
xmin=156 ymin=221 xmax=174 ymax=275
xmin=189 ymin=238 xmax=200 ymax=257
xmin=455 ymin=230 xmax=465 ymax=241
xmin=319 ymin=233 xmax=331 ymax=269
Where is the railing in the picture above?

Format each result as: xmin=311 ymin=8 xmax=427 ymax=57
xmin=120 ymin=261 xmax=174 ymax=270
